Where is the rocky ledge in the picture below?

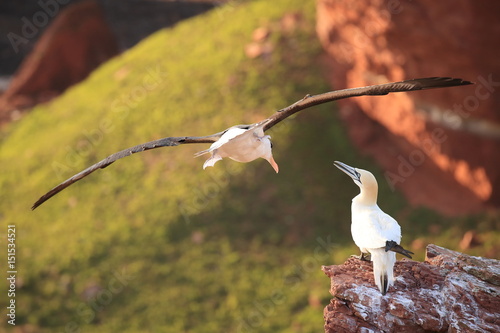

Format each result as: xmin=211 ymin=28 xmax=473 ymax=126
xmin=322 ymin=244 xmax=500 ymax=332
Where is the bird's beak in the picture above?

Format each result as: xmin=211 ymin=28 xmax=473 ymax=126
xmin=333 ymin=161 xmax=360 ymax=183
xmin=267 ymin=155 xmax=279 ymax=173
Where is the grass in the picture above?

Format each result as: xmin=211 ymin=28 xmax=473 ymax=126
xmin=0 ymin=0 xmax=498 ymax=332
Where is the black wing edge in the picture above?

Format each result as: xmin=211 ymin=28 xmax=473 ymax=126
xmin=263 ymin=77 xmax=472 ymax=131
xmin=31 ymin=134 xmax=220 ymax=210
xmin=332 ymin=76 xmax=474 ymax=96
xmin=390 ymin=76 xmax=473 ymax=91
xmin=298 ymin=76 xmax=473 ymax=103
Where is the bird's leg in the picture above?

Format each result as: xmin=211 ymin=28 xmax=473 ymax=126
xmin=351 ymin=252 xmax=371 ymax=261
xmin=360 ymin=252 xmax=371 ymax=261
xmin=385 ymin=240 xmax=414 ymax=259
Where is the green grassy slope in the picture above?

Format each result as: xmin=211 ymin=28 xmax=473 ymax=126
xmin=1 ymin=0 xmax=498 ymax=332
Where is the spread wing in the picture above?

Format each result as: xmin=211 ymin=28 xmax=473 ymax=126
xmin=262 ymin=77 xmax=472 ymax=131
xmin=32 ymin=77 xmax=471 ymax=209
xmin=32 ymin=132 xmax=226 ymax=210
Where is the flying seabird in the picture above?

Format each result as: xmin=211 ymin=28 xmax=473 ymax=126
xmin=334 ymin=161 xmax=414 ymax=295
xmin=32 ymin=77 xmax=472 ymax=209
xmin=194 ymin=119 xmax=279 ymax=173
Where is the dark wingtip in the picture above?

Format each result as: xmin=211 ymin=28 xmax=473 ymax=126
xmin=385 ymin=240 xmax=414 ymax=259
xmin=31 ymin=198 xmax=44 ymax=210
xmin=382 ymin=274 xmax=389 ymax=295
xmin=417 ymin=77 xmax=474 ymax=89
xmin=403 ymin=252 xmax=414 ymax=259
xmin=385 ymin=240 xmax=396 ymax=252
xmin=31 ymin=186 xmax=62 ymax=210
xmin=444 ymin=77 xmax=474 ymax=86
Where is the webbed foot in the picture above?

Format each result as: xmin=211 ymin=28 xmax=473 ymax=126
xmin=351 ymin=252 xmax=371 ymax=261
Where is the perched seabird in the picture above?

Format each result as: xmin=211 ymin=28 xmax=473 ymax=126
xmin=194 ymin=120 xmax=279 ymax=173
xmin=333 ymin=161 xmax=414 ymax=295
xmin=32 ymin=77 xmax=472 ymax=209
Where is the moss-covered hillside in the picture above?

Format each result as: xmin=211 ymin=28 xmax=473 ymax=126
xmin=0 ymin=0 xmax=497 ymax=332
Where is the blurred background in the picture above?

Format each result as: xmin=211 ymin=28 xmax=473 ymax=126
xmin=0 ymin=0 xmax=498 ymax=332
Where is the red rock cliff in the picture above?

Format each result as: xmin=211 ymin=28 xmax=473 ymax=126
xmin=316 ymin=0 xmax=500 ymax=215
xmin=0 ymin=0 xmax=119 ymax=124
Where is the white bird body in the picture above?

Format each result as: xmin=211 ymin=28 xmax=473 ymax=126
xmin=334 ymin=161 xmax=413 ymax=295
xmin=351 ymin=200 xmax=400 ymax=294
xmin=195 ymin=121 xmax=279 ymax=172
xmin=351 ymin=202 xmax=401 ymax=252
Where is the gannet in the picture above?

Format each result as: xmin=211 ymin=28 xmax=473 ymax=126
xmin=194 ymin=120 xmax=279 ymax=173
xmin=32 ymin=77 xmax=471 ymax=209
xmin=333 ymin=161 xmax=414 ymax=295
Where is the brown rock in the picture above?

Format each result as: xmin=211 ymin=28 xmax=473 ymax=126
xmin=0 ymin=0 xmax=119 ymax=124
xmin=322 ymin=244 xmax=500 ymax=332
xmin=316 ymin=0 xmax=500 ymax=215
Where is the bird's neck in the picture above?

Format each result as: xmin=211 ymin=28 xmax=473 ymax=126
xmin=354 ymin=186 xmax=378 ymax=206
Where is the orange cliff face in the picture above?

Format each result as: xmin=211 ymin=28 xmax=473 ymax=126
xmin=0 ymin=0 xmax=119 ymax=125
xmin=316 ymin=0 xmax=500 ymax=215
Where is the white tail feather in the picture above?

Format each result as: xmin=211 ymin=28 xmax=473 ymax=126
xmin=202 ymin=154 xmax=223 ymax=169
xmin=370 ymin=248 xmax=396 ymax=295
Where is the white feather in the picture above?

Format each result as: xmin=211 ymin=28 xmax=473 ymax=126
xmin=195 ymin=121 xmax=278 ymax=172
xmin=351 ymin=203 xmax=401 ymax=251
xmin=370 ymin=248 xmax=396 ymax=294
xmin=202 ymin=153 xmax=223 ymax=169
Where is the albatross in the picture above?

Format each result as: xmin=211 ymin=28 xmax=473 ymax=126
xmin=32 ymin=77 xmax=472 ymax=209
xmin=334 ymin=161 xmax=414 ymax=295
